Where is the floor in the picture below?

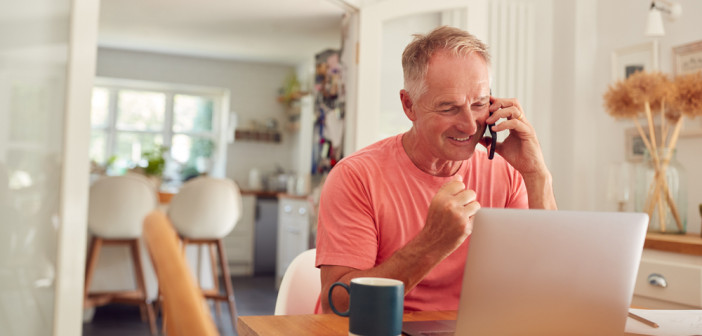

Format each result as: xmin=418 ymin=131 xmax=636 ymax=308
xmin=82 ymin=276 xmax=277 ymax=336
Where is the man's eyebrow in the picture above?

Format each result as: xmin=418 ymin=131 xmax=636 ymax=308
xmin=435 ymin=100 xmax=456 ymax=107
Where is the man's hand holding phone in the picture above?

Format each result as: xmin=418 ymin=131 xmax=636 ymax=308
xmin=483 ymin=95 xmax=548 ymax=177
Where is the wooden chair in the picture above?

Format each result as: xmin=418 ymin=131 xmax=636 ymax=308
xmin=84 ymin=175 xmax=157 ymax=334
xmin=167 ymin=176 xmax=242 ymax=329
xmin=143 ymin=210 xmax=219 ymax=336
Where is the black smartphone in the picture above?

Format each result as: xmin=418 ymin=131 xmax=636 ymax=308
xmin=488 ymin=91 xmax=496 ymax=160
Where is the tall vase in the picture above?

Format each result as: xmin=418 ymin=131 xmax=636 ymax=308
xmin=634 ymin=148 xmax=687 ymax=233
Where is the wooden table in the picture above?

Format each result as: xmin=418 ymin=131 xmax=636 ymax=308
xmin=644 ymin=232 xmax=702 ymax=256
xmin=238 ymin=310 xmax=457 ymax=336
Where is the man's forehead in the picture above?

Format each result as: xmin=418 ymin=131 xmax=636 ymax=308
xmin=425 ymin=52 xmax=490 ymax=79
xmin=431 ymin=91 xmax=490 ymax=104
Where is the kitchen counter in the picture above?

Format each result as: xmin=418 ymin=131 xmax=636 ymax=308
xmin=240 ymin=189 xmax=309 ymax=200
xmin=159 ymin=189 xmax=309 ymax=202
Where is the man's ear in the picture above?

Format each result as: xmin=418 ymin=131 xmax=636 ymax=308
xmin=400 ymin=90 xmax=417 ymax=121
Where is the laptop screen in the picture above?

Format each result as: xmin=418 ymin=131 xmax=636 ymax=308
xmin=403 ymin=209 xmax=648 ymax=336
xmin=455 ymin=208 xmax=648 ymax=336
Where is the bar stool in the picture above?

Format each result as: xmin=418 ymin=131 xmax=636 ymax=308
xmin=167 ymin=176 xmax=242 ymax=329
xmin=84 ymin=174 xmax=158 ymax=335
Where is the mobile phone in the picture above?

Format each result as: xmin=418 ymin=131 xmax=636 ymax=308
xmin=488 ymin=91 xmax=496 ymax=160
xmin=488 ymin=116 xmax=496 ymax=160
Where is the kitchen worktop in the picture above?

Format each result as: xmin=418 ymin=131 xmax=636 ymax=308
xmin=240 ymin=189 xmax=309 ymax=200
xmin=159 ymin=189 xmax=309 ymax=203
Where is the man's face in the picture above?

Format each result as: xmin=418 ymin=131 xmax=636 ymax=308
xmin=405 ymin=51 xmax=491 ymax=162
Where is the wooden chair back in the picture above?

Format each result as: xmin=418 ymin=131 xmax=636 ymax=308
xmin=142 ymin=210 xmax=219 ymax=336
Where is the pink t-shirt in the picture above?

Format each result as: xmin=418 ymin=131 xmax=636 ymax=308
xmin=316 ymin=134 xmax=528 ymax=312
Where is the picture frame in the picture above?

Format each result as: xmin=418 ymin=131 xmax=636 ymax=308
xmin=672 ymin=40 xmax=702 ymax=75
xmin=611 ymin=41 xmax=659 ymax=82
xmin=625 ymin=127 xmax=648 ymax=162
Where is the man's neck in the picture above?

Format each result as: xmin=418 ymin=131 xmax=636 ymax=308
xmin=401 ymin=131 xmax=463 ymax=177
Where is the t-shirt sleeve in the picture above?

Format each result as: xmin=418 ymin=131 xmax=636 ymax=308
xmin=315 ymin=162 xmax=379 ymax=271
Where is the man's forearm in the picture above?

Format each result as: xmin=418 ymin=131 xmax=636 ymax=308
xmin=322 ymin=233 xmax=453 ymax=313
xmin=522 ymin=170 xmax=557 ymax=210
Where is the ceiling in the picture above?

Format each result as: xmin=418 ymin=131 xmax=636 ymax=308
xmin=98 ymin=0 xmax=348 ymax=65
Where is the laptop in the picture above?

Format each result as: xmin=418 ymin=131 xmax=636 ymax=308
xmin=403 ymin=208 xmax=648 ymax=336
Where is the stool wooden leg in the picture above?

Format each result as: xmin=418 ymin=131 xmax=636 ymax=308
xmin=130 ymin=240 xmax=157 ymax=335
xmin=83 ymin=237 xmax=103 ymax=307
xmin=216 ymin=239 xmax=237 ymax=329
xmin=139 ymin=304 xmax=146 ymax=322
xmin=143 ymin=302 xmax=157 ymax=336
xmin=208 ymin=243 xmax=222 ymax=320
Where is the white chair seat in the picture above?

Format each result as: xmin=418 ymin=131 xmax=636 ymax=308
xmin=275 ymin=249 xmax=320 ymax=315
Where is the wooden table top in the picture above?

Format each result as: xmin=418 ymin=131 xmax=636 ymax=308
xmin=644 ymin=232 xmax=702 ymax=256
xmin=237 ymin=310 xmax=457 ymax=336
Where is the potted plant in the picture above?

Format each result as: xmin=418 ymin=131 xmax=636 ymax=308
xmin=137 ymin=146 xmax=167 ymax=189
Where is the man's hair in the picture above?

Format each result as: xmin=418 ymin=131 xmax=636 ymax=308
xmin=402 ymin=26 xmax=491 ymax=101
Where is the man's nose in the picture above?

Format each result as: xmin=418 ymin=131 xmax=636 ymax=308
xmin=455 ymin=107 xmax=478 ymax=134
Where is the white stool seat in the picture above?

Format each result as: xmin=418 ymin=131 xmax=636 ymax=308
xmin=168 ymin=177 xmax=242 ymax=239
xmin=88 ymin=175 xmax=157 ymax=238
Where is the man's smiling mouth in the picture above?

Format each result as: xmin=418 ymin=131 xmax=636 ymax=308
xmin=449 ymin=136 xmax=471 ymax=141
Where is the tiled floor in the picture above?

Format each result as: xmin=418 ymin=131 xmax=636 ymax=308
xmin=82 ymin=276 xmax=277 ymax=336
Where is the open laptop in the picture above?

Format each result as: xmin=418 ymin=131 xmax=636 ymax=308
xmin=403 ymin=208 xmax=648 ymax=336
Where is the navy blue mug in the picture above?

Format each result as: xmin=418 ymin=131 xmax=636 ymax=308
xmin=329 ymin=277 xmax=404 ymax=336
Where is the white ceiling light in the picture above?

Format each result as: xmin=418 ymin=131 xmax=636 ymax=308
xmin=645 ymin=0 xmax=683 ymax=37
xmin=646 ymin=6 xmax=665 ymax=37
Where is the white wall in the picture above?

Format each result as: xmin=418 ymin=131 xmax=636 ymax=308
xmin=95 ymin=48 xmax=298 ymax=187
xmin=551 ymin=0 xmax=702 ymax=233
xmin=549 ymin=0 xmax=598 ymax=212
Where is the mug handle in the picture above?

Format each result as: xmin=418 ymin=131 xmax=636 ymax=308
xmin=328 ymin=282 xmax=350 ymax=316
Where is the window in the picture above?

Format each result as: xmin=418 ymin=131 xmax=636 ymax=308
xmin=90 ymin=79 xmax=229 ymax=186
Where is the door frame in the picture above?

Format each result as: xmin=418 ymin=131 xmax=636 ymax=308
xmin=53 ymin=0 xmax=99 ymax=334
xmin=351 ymin=0 xmax=488 ymax=152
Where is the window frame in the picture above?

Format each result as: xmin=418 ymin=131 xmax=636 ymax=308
xmin=91 ymin=77 xmax=231 ymax=181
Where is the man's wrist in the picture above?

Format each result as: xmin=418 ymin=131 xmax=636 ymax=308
xmin=521 ymin=169 xmax=557 ymax=210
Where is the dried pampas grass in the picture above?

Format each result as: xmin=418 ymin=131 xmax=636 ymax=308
xmin=603 ymin=71 xmax=674 ymax=119
xmin=603 ymin=81 xmax=639 ymax=119
xmin=602 ymin=70 xmax=702 ymax=232
xmin=669 ymin=71 xmax=702 ymax=118
xmin=626 ymin=71 xmax=672 ymax=112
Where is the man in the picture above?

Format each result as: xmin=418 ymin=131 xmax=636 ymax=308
xmin=316 ymin=26 xmax=557 ymax=313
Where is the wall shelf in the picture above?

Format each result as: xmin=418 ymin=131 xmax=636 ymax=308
xmin=235 ymin=129 xmax=281 ymax=143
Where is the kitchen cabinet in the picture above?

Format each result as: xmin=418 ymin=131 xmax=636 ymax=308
xmin=223 ymin=194 xmax=256 ymax=275
xmin=631 ymin=233 xmax=702 ymax=309
xmin=223 ymin=192 xmax=312 ymax=279
xmin=276 ymin=196 xmax=312 ymax=287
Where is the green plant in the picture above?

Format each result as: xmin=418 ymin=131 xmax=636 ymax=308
xmin=142 ymin=146 xmax=166 ymax=177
